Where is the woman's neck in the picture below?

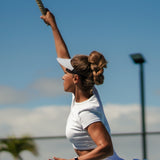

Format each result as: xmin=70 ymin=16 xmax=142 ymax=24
xmin=74 ymin=87 xmax=93 ymax=102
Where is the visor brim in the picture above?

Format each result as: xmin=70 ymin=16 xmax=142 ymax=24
xmin=57 ymin=58 xmax=74 ymax=71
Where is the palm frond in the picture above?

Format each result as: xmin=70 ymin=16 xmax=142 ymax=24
xmin=0 ymin=135 xmax=39 ymax=159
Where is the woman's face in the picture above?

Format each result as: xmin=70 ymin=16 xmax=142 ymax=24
xmin=62 ymin=70 xmax=75 ymax=93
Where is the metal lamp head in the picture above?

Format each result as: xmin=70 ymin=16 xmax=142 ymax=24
xmin=130 ymin=53 xmax=146 ymax=64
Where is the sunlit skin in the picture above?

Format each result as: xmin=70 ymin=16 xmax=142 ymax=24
xmin=41 ymin=10 xmax=114 ymax=160
xmin=62 ymin=71 xmax=75 ymax=93
xmin=62 ymin=69 xmax=93 ymax=103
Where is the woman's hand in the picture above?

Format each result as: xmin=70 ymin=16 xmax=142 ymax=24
xmin=40 ymin=10 xmax=57 ymax=29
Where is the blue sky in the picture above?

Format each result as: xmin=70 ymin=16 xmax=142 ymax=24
xmin=0 ymin=0 xmax=160 ymax=108
xmin=0 ymin=1 xmax=160 ymax=159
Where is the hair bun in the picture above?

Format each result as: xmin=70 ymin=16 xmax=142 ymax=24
xmin=88 ymin=51 xmax=107 ymax=85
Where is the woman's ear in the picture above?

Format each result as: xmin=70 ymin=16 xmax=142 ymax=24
xmin=73 ymin=74 xmax=80 ymax=84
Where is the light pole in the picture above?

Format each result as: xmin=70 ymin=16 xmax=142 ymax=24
xmin=130 ymin=53 xmax=147 ymax=160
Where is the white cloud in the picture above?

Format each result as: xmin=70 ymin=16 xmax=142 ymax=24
xmin=0 ymin=78 xmax=64 ymax=105
xmin=104 ymin=104 xmax=141 ymax=133
xmin=0 ymin=86 xmax=29 ymax=105
xmin=0 ymin=104 xmax=159 ymax=138
xmin=30 ymin=77 xmax=64 ymax=97
xmin=0 ymin=106 xmax=70 ymax=138
xmin=146 ymin=106 xmax=160 ymax=131
xmin=105 ymin=104 xmax=160 ymax=132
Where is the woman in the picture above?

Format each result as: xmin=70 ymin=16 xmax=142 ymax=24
xmin=40 ymin=10 xmax=124 ymax=160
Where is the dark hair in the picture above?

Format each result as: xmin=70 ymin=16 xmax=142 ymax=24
xmin=71 ymin=51 xmax=107 ymax=92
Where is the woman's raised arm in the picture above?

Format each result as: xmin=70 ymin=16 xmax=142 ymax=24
xmin=40 ymin=10 xmax=70 ymax=71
